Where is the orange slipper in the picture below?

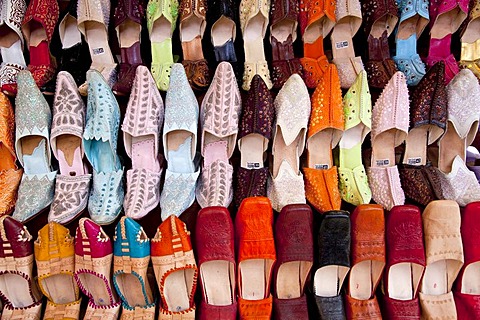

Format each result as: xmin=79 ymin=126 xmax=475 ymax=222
xmin=236 ymin=197 xmax=276 ymax=320
xmin=304 ymin=64 xmax=344 ymax=213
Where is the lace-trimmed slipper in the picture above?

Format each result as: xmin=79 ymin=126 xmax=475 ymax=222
xmin=236 ymin=197 xmax=276 ymax=320
xmin=314 ymin=210 xmax=350 ymax=319
xmin=331 ymin=0 xmax=364 ymax=89
xmin=382 ymin=205 xmax=425 ymax=319
xmin=49 ymin=71 xmax=91 ymax=225
xmin=160 ymin=64 xmax=200 ymax=221
xmin=300 ymin=0 xmax=335 ymax=88
xmin=0 ymin=0 xmax=27 ymax=95
xmin=74 ymin=218 xmax=121 ymax=319
xmin=152 ymin=215 xmax=197 ymax=319
xmin=234 ymin=75 xmax=273 ymax=208
xmin=338 ymin=71 xmax=371 ymax=206
xmin=459 ymin=0 xmax=480 ymax=79
xmin=122 ymin=66 xmax=164 ymax=219
xmin=113 ymin=217 xmax=155 ymax=319
xmin=399 ymin=61 xmax=447 ymax=206
xmin=83 ymin=70 xmax=124 ymax=225
xmin=196 ymin=62 xmax=240 ymax=208
xmin=0 ymin=216 xmax=42 ymax=310
xmin=0 ymin=92 xmax=22 ymax=216
xmin=267 ymin=74 xmax=310 ymax=212
xmin=77 ymin=0 xmax=117 ymax=95
xmin=12 ymin=70 xmax=56 ymax=223
xmin=367 ymin=71 xmax=409 ymax=210
xmin=436 ymin=69 xmax=480 ymax=206
xmin=272 ymin=204 xmax=313 ymax=320
xmin=34 ymin=222 xmax=82 ymax=320
xmin=147 ymin=0 xmax=179 ymax=91
xmin=240 ymin=0 xmax=273 ymax=90
xmin=304 ymin=64 xmax=343 ymax=214
xmin=419 ymin=200 xmax=463 ymax=319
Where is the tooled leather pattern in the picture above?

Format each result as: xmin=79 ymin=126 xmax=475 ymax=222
xmin=270 ymin=0 xmax=298 ymax=26
xmin=23 ymin=0 xmax=59 ymax=41
xmin=179 ymin=0 xmax=206 ymax=20
xmin=345 ymin=295 xmax=382 ymax=320
xmin=273 ymin=296 xmax=309 ymax=319
xmin=114 ymin=0 xmax=146 ymax=26
xmin=383 ymin=296 xmax=421 ymax=319
xmin=182 ymin=59 xmax=211 ymax=90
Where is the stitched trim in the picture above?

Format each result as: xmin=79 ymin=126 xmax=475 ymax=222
xmin=112 ymin=270 xmax=151 ymax=307
xmin=158 ymin=264 xmax=198 ymax=311
xmin=74 ymin=269 xmax=116 ymax=305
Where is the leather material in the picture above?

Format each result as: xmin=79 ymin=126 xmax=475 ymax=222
xmin=273 ymin=295 xmax=309 ymax=319
xmin=300 ymin=56 xmax=330 ymax=89
xmin=454 ymin=291 xmax=480 ymax=320
xmin=426 ymin=34 xmax=460 ymax=84
xmin=199 ymin=300 xmax=237 ymax=320
xmin=270 ymin=0 xmax=298 ymax=28
xmin=234 ymin=167 xmax=269 ymax=208
xmin=114 ymin=0 xmax=146 ymax=27
xmin=345 ymin=294 xmax=382 ymax=320
xmin=382 ymin=295 xmax=421 ymax=319
xmin=399 ymin=163 xmax=445 ymax=206
xmin=113 ymin=42 xmax=144 ymax=96
xmin=113 ymin=217 xmax=150 ymax=259
xmin=315 ymin=295 xmax=346 ymax=320
xmin=419 ymin=292 xmax=458 ymax=319
xmin=75 ymin=218 xmax=112 ymax=260
xmin=84 ymin=300 xmax=121 ymax=320
xmin=213 ymin=39 xmax=237 ymax=62
xmin=304 ymin=166 xmax=342 ymax=213
xmin=318 ymin=210 xmax=351 ymax=268
xmin=238 ymin=296 xmax=273 ymax=320
xmin=429 ymin=0 xmax=468 ymax=32
xmin=209 ymin=0 xmax=236 ymax=22
xmin=2 ymin=300 xmax=42 ymax=320
xmin=182 ymin=59 xmax=211 ymax=91
xmin=302 ymin=0 xmax=335 ymax=38
xmin=361 ymin=0 xmax=398 ymax=37
xmin=271 ymin=36 xmax=302 ymax=89
xmin=0 ymin=215 xmax=33 ymax=259
xmin=365 ymin=32 xmax=398 ymax=89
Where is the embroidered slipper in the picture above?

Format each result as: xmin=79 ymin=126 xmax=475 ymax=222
xmin=122 ymin=66 xmax=164 ymax=219
xmin=83 ymin=70 xmax=124 ymax=225
xmin=300 ymin=0 xmax=335 ymax=88
xmin=399 ymin=62 xmax=447 ymax=206
xmin=0 ymin=216 xmax=42 ymax=310
xmin=314 ymin=210 xmax=350 ymax=319
xmin=303 ymin=64 xmax=343 ymax=214
xmin=0 ymin=0 xmax=27 ymax=95
xmin=367 ymin=71 xmax=409 ymax=210
xmin=267 ymin=74 xmax=310 ymax=212
xmin=338 ymin=71 xmax=372 ymax=206
xmin=49 ymin=71 xmax=91 ymax=225
xmin=34 ymin=222 xmax=82 ymax=320
xmin=234 ymin=75 xmax=273 ymax=208
xmin=236 ymin=197 xmax=276 ymax=320
xmin=77 ymin=0 xmax=117 ymax=95
xmin=196 ymin=62 xmax=241 ymax=208
xmin=240 ymin=0 xmax=273 ymax=90
xmin=160 ymin=64 xmax=200 ymax=221
xmin=152 ymin=215 xmax=197 ymax=318
xmin=0 ymin=92 xmax=22 ymax=216
xmin=459 ymin=0 xmax=480 ymax=79
xmin=113 ymin=217 xmax=155 ymax=318
xmin=74 ymin=218 xmax=121 ymax=319
xmin=345 ymin=204 xmax=385 ymax=320
xmin=112 ymin=0 xmax=146 ymax=96
xmin=331 ymin=0 xmax=364 ymax=89
xmin=382 ymin=205 xmax=425 ymax=319
xmin=420 ymin=200 xmax=464 ymax=319
xmin=147 ymin=0 xmax=179 ymax=91
xmin=12 ymin=70 xmax=56 ymax=223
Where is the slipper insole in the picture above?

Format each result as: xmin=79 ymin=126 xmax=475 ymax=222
xmin=371 ymin=129 xmax=397 ymax=168
xmin=84 ymin=21 xmax=115 ymax=65
xmin=463 ymin=19 xmax=480 ymax=43
xmin=204 ymin=131 xmax=236 ymax=158
xmin=314 ymin=265 xmax=349 ymax=297
xmin=131 ymin=136 xmax=160 ymax=172
xmin=370 ymin=15 xmax=395 ymax=38
xmin=212 ymin=16 xmax=235 ymax=47
xmin=60 ymin=14 xmax=81 ymax=49
xmin=438 ymin=122 xmax=466 ymax=173
xmin=29 ymin=21 xmax=47 ymax=47
xmin=22 ymin=138 xmax=49 ymax=175
xmin=403 ymin=127 xmax=428 ymax=166
xmin=461 ymin=262 xmax=480 ymax=294
xmin=152 ymin=40 xmax=174 ymax=65
xmin=151 ymin=15 xmax=172 ymax=43
xmin=307 ymin=130 xmax=334 ymax=169
xmin=239 ymin=134 xmax=266 ymax=169
xmin=0 ymin=39 xmax=26 ymax=66
xmin=0 ymin=24 xmax=20 ymax=48
xmin=88 ymin=139 xmax=115 ymax=173
xmin=201 ymin=261 xmax=234 ymax=306
xmin=430 ymin=7 xmax=466 ymax=39
xmin=388 ymin=263 xmax=414 ymax=300
xmin=203 ymin=140 xmax=228 ymax=166
xmin=76 ymin=272 xmax=112 ymax=306
xmin=244 ymin=13 xmax=267 ymax=63
xmin=167 ymin=134 xmax=195 ymax=173
xmin=181 ymin=15 xmax=204 ymax=43
xmin=239 ymin=259 xmax=274 ymax=300
xmin=422 ymin=260 xmax=448 ymax=295
xmin=276 ymin=261 xmax=312 ymax=299
xmin=118 ymin=19 xmax=141 ymax=48
xmin=331 ymin=19 xmax=356 ymax=60
xmin=272 ymin=126 xmax=304 ymax=177
xmin=271 ymin=19 xmax=296 ymax=43
xmin=115 ymin=273 xmax=153 ymax=306
xmin=164 ymin=268 xmax=196 ymax=311
xmin=0 ymin=143 xmax=15 ymax=171
xmin=349 ymin=260 xmax=385 ymax=300
xmin=397 ymin=16 xmax=424 ymax=40
xmin=56 ymin=134 xmax=85 ymax=176
xmin=181 ymin=36 xmax=204 ymax=61
xmin=339 ymin=123 xmax=365 ymax=169
xmin=41 ymin=273 xmax=77 ymax=304
xmin=0 ymin=273 xmax=37 ymax=307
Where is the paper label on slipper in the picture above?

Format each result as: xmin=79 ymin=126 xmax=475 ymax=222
xmin=315 ymin=164 xmax=330 ymax=170
xmin=407 ymin=157 xmax=422 ymax=165
xmin=93 ymin=48 xmax=105 ymax=55
xmin=335 ymin=41 xmax=349 ymax=49
xmin=376 ymin=159 xmax=390 ymax=166
xmin=247 ymin=162 xmax=261 ymax=169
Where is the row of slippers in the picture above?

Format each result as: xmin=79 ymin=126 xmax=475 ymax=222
xmin=1 ymin=58 xmax=480 ymax=228
xmin=0 ymin=198 xmax=479 ymax=319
